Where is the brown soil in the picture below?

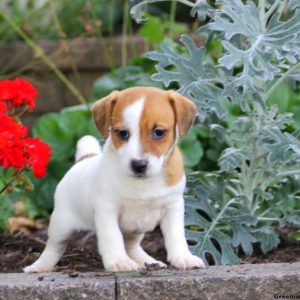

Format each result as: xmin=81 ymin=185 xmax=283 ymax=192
xmin=0 ymin=227 xmax=299 ymax=273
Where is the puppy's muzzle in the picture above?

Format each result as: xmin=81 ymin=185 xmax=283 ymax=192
xmin=131 ymin=159 xmax=148 ymax=176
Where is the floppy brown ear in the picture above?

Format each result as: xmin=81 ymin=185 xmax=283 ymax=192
xmin=168 ymin=90 xmax=197 ymax=137
xmin=91 ymin=91 xmax=119 ymax=139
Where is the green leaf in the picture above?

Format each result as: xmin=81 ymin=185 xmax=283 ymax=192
xmin=218 ymin=147 xmax=246 ymax=171
xmin=148 ymin=35 xmax=232 ymax=122
xmin=33 ymin=110 xmax=97 ymax=160
xmin=138 ymin=15 xmax=164 ymax=44
xmin=258 ymin=127 xmax=300 ymax=164
xmin=90 ymin=66 xmax=162 ymax=101
xmin=0 ymin=194 xmax=14 ymax=229
xmin=130 ymin=0 xmax=168 ymax=24
xmin=251 ymin=227 xmax=280 ymax=254
xmin=179 ymin=126 xmax=204 ymax=168
xmin=185 ymin=173 xmax=257 ymax=265
xmin=191 ymin=0 xmax=212 ymax=21
xmin=179 ymin=139 xmax=203 ymax=168
xmin=267 ymin=83 xmax=291 ymax=113
xmin=288 ymin=231 xmax=300 ymax=241
xmin=209 ymin=1 xmax=300 ymax=93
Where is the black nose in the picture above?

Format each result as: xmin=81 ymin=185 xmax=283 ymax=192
xmin=131 ymin=159 xmax=148 ymax=175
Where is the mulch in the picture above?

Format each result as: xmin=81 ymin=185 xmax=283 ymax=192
xmin=0 ymin=227 xmax=299 ymax=273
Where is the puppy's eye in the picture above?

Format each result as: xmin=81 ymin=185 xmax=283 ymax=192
xmin=152 ymin=128 xmax=167 ymax=140
xmin=115 ymin=129 xmax=130 ymax=141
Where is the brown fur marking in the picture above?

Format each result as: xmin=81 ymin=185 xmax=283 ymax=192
xmin=164 ymin=146 xmax=184 ymax=186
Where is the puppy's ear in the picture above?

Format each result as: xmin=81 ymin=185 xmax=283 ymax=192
xmin=168 ymin=90 xmax=197 ymax=137
xmin=92 ymin=91 xmax=119 ymax=139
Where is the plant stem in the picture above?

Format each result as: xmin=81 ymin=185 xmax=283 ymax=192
xmin=198 ymin=198 xmax=236 ymax=254
xmin=49 ymin=0 xmax=83 ymax=90
xmin=169 ymin=0 xmax=177 ymax=39
xmin=108 ymin=0 xmax=116 ymax=38
xmin=177 ymin=0 xmax=194 ymax=7
xmin=226 ymin=185 xmax=239 ymax=197
xmin=257 ymin=217 xmax=280 ymax=222
xmin=122 ymin=0 xmax=130 ymax=67
xmin=276 ymin=169 xmax=300 ymax=177
xmin=128 ymin=10 xmax=137 ymax=59
xmin=264 ymin=61 xmax=300 ymax=102
xmin=0 ymin=12 xmax=87 ymax=105
xmin=0 ymin=168 xmax=24 ymax=195
xmin=90 ymin=1 xmax=115 ymax=72
xmin=259 ymin=0 xmax=266 ymax=31
xmin=265 ymin=0 xmax=281 ymax=21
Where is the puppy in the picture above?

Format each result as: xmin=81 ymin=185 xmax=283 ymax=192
xmin=24 ymin=87 xmax=205 ymax=272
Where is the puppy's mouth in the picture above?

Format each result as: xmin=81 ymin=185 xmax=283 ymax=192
xmin=130 ymin=173 xmax=147 ymax=179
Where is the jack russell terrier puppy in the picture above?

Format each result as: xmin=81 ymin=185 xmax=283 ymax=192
xmin=24 ymin=87 xmax=205 ymax=272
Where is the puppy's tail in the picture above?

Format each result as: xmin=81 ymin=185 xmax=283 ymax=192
xmin=75 ymin=135 xmax=102 ymax=163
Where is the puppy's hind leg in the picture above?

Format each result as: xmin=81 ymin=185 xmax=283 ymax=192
xmin=125 ymin=234 xmax=167 ymax=269
xmin=23 ymin=212 xmax=74 ymax=273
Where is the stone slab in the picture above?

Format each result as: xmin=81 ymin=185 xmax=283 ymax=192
xmin=0 ymin=272 xmax=115 ymax=300
xmin=0 ymin=263 xmax=299 ymax=300
xmin=116 ymin=263 xmax=300 ymax=300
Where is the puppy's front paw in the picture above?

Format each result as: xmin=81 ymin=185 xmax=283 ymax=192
xmin=143 ymin=260 xmax=167 ymax=270
xmin=105 ymin=257 xmax=140 ymax=272
xmin=169 ymin=253 xmax=205 ymax=269
xmin=23 ymin=262 xmax=53 ymax=273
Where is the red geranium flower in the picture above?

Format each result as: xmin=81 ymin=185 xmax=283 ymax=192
xmin=24 ymin=138 xmax=52 ymax=178
xmin=0 ymin=101 xmax=7 ymax=113
xmin=0 ymin=114 xmax=52 ymax=178
xmin=0 ymin=77 xmax=38 ymax=110
xmin=0 ymin=78 xmax=51 ymax=180
xmin=0 ymin=114 xmax=29 ymax=169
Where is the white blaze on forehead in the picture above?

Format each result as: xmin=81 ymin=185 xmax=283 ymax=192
xmin=122 ymin=97 xmax=145 ymax=158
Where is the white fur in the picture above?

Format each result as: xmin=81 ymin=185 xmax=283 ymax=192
xmin=23 ymin=100 xmax=204 ymax=273
xmin=117 ymin=98 xmax=144 ymax=176
xmin=75 ymin=135 xmax=102 ymax=162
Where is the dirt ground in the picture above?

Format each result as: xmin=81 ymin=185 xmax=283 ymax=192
xmin=0 ymin=227 xmax=299 ymax=273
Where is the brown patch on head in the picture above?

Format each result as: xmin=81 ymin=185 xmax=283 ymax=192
xmin=92 ymin=91 xmax=119 ymax=139
xmin=92 ymin=89 xmax=141 ymax=147
xmin=139 ymin=88 xmax=176 ymax=158
xmin=168 ymin=90 xmax=197 ymax=137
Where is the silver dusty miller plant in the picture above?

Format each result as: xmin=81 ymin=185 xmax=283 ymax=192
xmin=131 ymin=0 xmax=300 ymax=265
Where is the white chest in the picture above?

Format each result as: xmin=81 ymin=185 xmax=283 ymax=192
xmin=118 ymin=199 xmax=164 ymax=235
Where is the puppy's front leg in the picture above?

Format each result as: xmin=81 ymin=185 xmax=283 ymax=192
xmin=161 ymin=198 xmax=205 ymax=269
xmin=95 ymin=210 xmax=139 ymax=271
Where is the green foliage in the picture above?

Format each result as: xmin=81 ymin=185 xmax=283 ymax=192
xmin=0 ymin=0 xmax=124 ymax=42
xmin=0 ymin=194 xmax=14 ymax=230
xmin=289 ymin=231 xmax=300 ymax=241
xmin=138 ymin=14 xmax=187 ymax=44
xmin=132 ymin=0 xmax=300 ymax=264
xmin=0 ymin=169 xmax=14 ymax=229
xmin=90 ymin=65 xmax=163 ymax=101
xmin=179 ymin=126 xmax=204 ymax=169
xmin=138 ymin=14 xmax=165 ymax=44
xmin=268 ymin=82 xmax=300 ymax=128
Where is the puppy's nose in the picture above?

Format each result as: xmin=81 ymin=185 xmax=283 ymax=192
xmin=131 ymin=159 xmax=148 ymax=175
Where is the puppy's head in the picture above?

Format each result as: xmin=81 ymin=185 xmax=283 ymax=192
xmin=92 ymin=87 xmax=196 ymax=178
